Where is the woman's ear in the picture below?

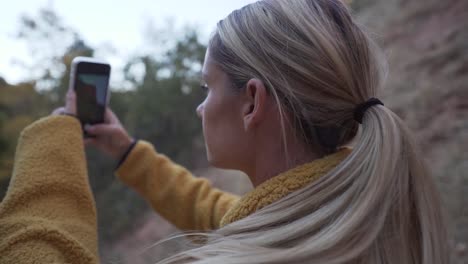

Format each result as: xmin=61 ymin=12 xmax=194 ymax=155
xmin=243 ymin=79 xmax=269 ymax=131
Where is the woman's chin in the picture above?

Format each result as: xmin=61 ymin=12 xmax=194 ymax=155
xmin=206 ymin=154 xmax=228 ymax=170
xmin=207 ymin=155 xmax=222 ymax=168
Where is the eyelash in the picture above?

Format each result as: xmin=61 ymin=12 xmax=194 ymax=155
xmin=200 ymin=84 xmax=209 ymax=92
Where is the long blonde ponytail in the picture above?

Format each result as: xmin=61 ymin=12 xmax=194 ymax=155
xmin=158 ymin=0 xmax=449 ymax=263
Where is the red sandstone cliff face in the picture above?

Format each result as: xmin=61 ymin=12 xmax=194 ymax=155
xmin=103 ymin=1 xmax=468 ymax=263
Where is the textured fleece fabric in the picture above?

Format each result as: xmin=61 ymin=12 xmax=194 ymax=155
xmin=0 ymin=116 xmax=98 ymax=263
xmin=115 ymin=141 xmax=240 ymax=231
xmin=0 ymin=116 xmax=350 ymax=263
xmin=220 ymin=148 xmax=351 ymax=226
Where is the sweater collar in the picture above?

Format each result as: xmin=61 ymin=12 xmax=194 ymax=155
xmin=220 ymin=148 xmax=351 ymax=227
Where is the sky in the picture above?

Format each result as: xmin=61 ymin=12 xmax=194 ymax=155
xmin=0 ymin=0 xmax=258 ymax=85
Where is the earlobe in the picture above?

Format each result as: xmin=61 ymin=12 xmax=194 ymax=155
xmin=243 ymin=79 xmax=268 ymax=131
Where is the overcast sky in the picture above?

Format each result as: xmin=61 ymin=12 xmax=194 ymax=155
xmin=0 ymin=0 xmax=257 ymax=85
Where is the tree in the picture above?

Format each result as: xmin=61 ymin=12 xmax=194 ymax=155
xmin=0 ymin=80 xmax=47 ymax=183
xmin=1 ymin=6 xmax=209 ymax=248
xmin=124 ymin=30 xmax=207 ymax=166
xmin=15 ymin=6 xmax=93 ymax=103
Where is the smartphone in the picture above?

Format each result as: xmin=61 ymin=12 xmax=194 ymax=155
xmin=70 ymin=57 xmax=111 ymax=130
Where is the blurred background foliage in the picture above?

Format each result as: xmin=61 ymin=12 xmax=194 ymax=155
xmin=0 ymin=6 xmax=207 ymax=246
xmin=1 ymin=0 xmax=467 ymax=263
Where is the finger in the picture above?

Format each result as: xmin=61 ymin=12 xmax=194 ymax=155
xmin=66 ymin=89 xmax=77 ymax=115
xmin=104 ymin=108 xmax=119 ymax=124
xmin=84 ymin=123 xmax=117 ymax=136
xmin=67 ymin=88 xmax=76 ymax=97
xmin=51 ymin=107 xmax=66 ymax=116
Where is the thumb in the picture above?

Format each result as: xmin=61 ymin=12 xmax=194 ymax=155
xmin=103 ymin=107 xmax=122 ymax=125
xmin=51 ymin=107 xmax=66 ymax=116
xmin=66 ymin=89 xmax=77 ymax=115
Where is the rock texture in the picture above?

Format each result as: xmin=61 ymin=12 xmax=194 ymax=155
xmin=356 ymin=0 xmax=468 ymax=262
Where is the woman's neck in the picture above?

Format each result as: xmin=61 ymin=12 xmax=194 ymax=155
xmin=248 ymin=137 xmax=320 ymax=187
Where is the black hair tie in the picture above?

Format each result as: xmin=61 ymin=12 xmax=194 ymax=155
xmin=354 ymin=98 xmax=384 ymax=124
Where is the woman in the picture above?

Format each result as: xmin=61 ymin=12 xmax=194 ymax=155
xmin=0 ymin=0 xmax=449 ymax=263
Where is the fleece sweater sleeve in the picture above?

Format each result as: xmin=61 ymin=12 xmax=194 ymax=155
xmin=0 ymin=116 xmax=98 ymax=264
xmin=115 ymin=141 xmax=240 ymax=231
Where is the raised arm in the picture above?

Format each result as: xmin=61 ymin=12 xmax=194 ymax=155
xmin=116 ymin=141 xmax=240 ymax=231
xmin=80 ymin=105 xmax=240 ymax=231
xmin=0 ymin=116 xmax=98 ymax=263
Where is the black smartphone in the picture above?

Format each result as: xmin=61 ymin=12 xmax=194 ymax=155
xmin=70 ymin=57 xmax=111 ymax=132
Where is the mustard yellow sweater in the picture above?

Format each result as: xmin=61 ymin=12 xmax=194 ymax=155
xmin=0 ymin=116 xmax=349 ymax=263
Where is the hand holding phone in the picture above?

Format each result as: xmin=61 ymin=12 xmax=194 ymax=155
xmin=52 ymin=92 xmax=134 ymax=161
xmin=54 ymin=57 xmax=133 ymax=160
xmin=84 ymin=108 xmax=135 ymax=161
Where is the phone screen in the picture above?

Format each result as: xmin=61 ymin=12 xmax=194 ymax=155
xmin=75 ymin=63 xmax=110 ymax=125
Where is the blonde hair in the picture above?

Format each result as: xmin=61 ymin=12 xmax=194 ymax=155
xmin=158 ymin=0 xmax=449 ymax=263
